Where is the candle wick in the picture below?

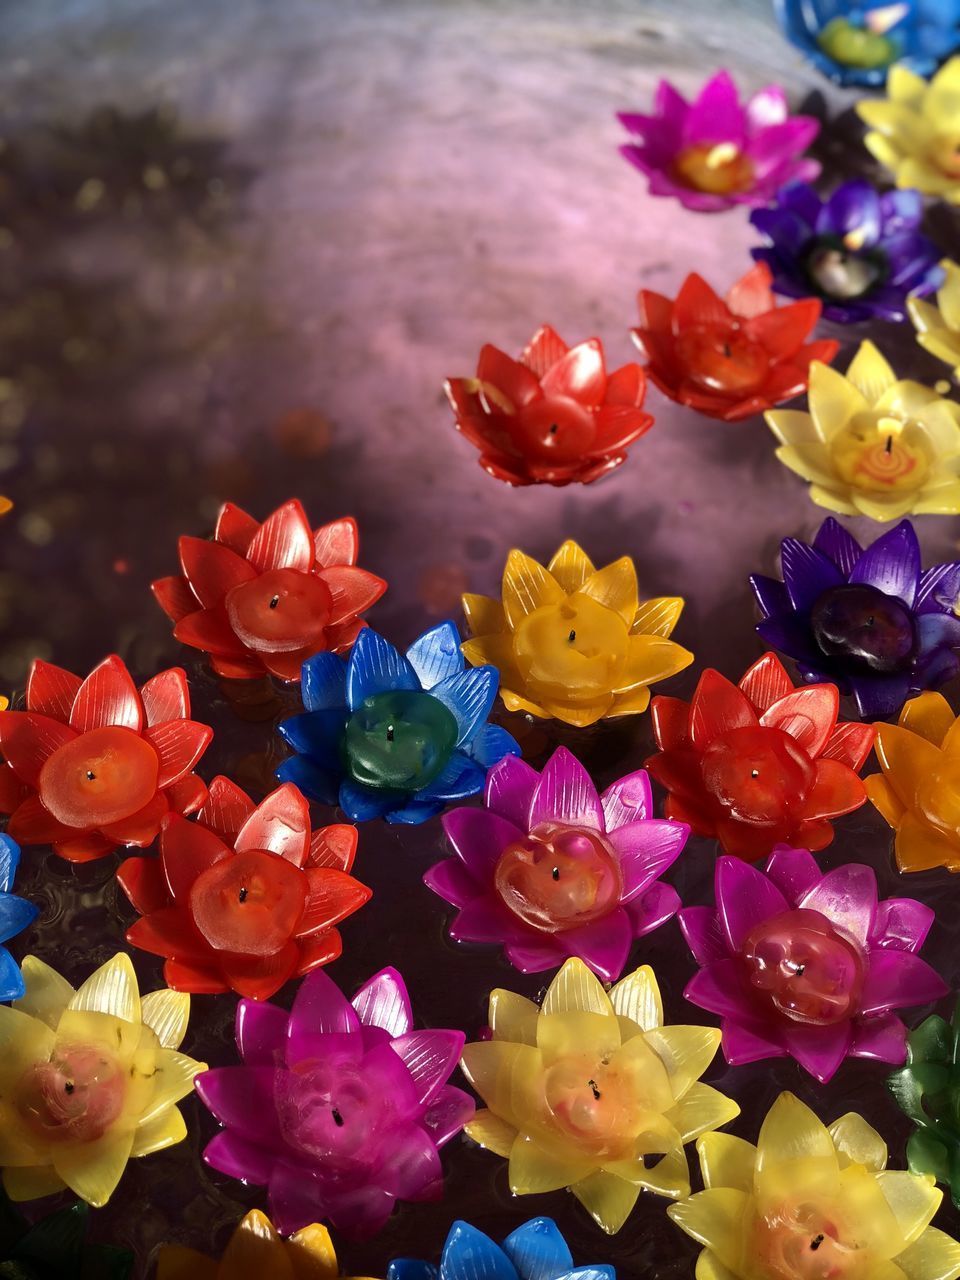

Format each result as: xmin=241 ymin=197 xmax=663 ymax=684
xmin=269 ymin=594 xmax=280 ymax=609
xmin=238 ymin=887 xmax=248 ymax=903
xmin=750 ymin=769 xmax=759 ymax=779
xmin=86 ymin=770 xmax=96 ymax=781
xmin=551 ymin=866 xmax=560 ymax=881
xmin=722 ymin=342 xmax=732 ymax=358
xmin=386 ymin=724 xmax=395 ymax=742
xmin=331 ymin=1106 xmax=344 ymax=1127
xmin=549 ymin=423 xmax=559 ymax=435
xmin=587 ymin=1079 xmax=601 ymax=1100
xmin=64 ymin=1081 xmax=75 ymax=1095
xmin=885 ymin=435 xmax=893 ymax=454
xmin=792 ymin=962 xmax=805 ymax=977
xmin=810 ymin=1235 xmax=824 ymax=1252
xmin=567 ymin=629 xmax=576 ymax=643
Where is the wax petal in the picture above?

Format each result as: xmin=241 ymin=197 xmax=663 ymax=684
xmin=529 ymin=747 xmax=603 ymax=830
xmin=860 ymin=952 xmax=948 ymax=1015
xmin=798 ymin=863 xmax=877 ymax=947
xmin=716 ymin=857 xmax=788 ymax=950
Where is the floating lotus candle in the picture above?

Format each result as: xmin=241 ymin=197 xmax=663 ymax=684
xmin=277 ymin=622 xmax=519 ymax=822
xmin=647 ymin=652 xmax=874 ymax=860
xmin=776 ymin=0 xmax=960 ymax=85
xmin=0 ymin=836 xmax=38 ymax=1001
xmin=680 ymin=848 xmax=946 ymax=1083
xmin=444 ymin=326 xmax=652 ymax=486
xmin=632 ymin=263 xmax=838 ymax=422
xmin=152 ymin=501 xmax=386 ymax=682
xmin=767 ymin=340 xmax=960 ymax=520
xmin=386 ymin=1217 xmax=614 ymax=1280
xmin=617 ymin=72 xmax=820 ymax=212
xmin=461 ymin=540 xmax=692 ymax=727
xmin=0 ymin=953 xmax=204 ymax=1207
xmin=460 ymin=957 xmax=738 ymax=1234
xmin=910 ymin=259 xmax=960 ymax=374
xmin=156 ymin=1209 xmax=348 ymax=1280
xmin=867 ymin=690 xmax=960 ymax=872
xmin=195 ymin=966 xmax=473 ymax=1238
xmin=751 ymin=518 xmax=960 ymax=719
xmin=118 ymin=777 xmax=368 ymax=1000
xmin=751 ymin=180 xmax=944 ymax=323
xmin=669 ymin=1091 xmax=960 ymax=1280
xmin=425 ymin=747 xmax=687 ymax=982
xmin=859 ymin=60 xmax=960 ymax=201
xmin=888 ymin=997 xmax=960 ymax=1208
xmin=0 ymin=656 xmax=211 ymax=863
xmin=0 ymin=1200 xmax=133 ymax=1279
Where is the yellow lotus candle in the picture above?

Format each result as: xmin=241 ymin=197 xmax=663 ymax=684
xmin=857 ymin=60 xmax=960 ymax=203
xmin=156 ymin=1209 xmax=370 ymax=1280
xmin=669 ymin=1091 xmax=960 ymax=1280
xmin=459 ymin=957 xmax=738 ymax=1234
xmin=867 ymin=690 xmax=960 ymax=873
xmin=0 ymin=952 xmax=204 ymax=1207
xmin=910 ymin=260 xmax=960 ymax=376
xmin=766 ymin=340 xmax=960 ymax=520
xmin=461 ymin=539 xmax=693 ymax=726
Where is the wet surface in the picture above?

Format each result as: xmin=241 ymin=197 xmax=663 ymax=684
xmin=2 ymin=0 xmax=960 ymax=1275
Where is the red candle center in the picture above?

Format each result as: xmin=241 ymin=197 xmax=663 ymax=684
xmin=38 ymin=726 xmax=160 ymax=829
xmin=675 ymin=325 xmax=770 ymax=394
xmin=742 ymin=908 xmax=864 ymax=1026
xmin=16 ymin=1045 xmax=126 ymax=1144
xmin=701 ymin=726 xmax=814 ymax=827
xmin=754 ymin=1202 xmax=869 ymax=1280
xmin=189 ymin=849 xmax=308 ymax=955
xmin=225 ymin=568 xmax=333 ymax=654
xmin=510 ymin=397 xmax=597 ymax=463
xmin=494 ymin=824 xmax=623 ymax=933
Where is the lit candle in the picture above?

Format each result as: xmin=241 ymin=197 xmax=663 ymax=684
xmin=493 ymin=825 xmax=624 ymax=933
xmin=672 ymin=142 xmax=755 ymax=195
xmin=817 ymin=18 xmax=896 ymax=69
xmin=38 ymin=727 xmax=160 ymax=829
xmin=342 ymin=689 xmax=459 ymax=790
xmin=741 ymin=908 xmax=865 ymax=1026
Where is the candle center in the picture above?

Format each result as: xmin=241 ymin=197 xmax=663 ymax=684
xmin=741 ymin=908 xmax=864 ymax=1026
xmin=700 ymin=726 xmax=814 ymax=827
xmin=830 ymin=414 xmax=930 ymax=495
xmin=672 ymin=143 xmax=755 ymax=195
xmin=274 ymin=1058 xmax=381 ymax=1171
xmin=510 ymin=397 xmax=597 ymax=463
xmin=543 ymin=1053 xmax=639 ymax=1159
xmin=810 ymin=583 xmax=916 ymax=675
xmin=513 ymin=596 xmax=627 ymax=703
xmin=754 ymin=1201 xmax=871 ymax=1280
xmin=816 ymin=18 xmax=897 ymax=69
xmin=188 ymin=848 xmax=307 ymax=955
xmin=803 ymin=239 xmax=886 ymax=301
xmin=674 ymin=325 xmax=770 ymax=394
xmin=38 ymin=726 xmax=160 ymax=829
xmin=225 ymin=567 xmax=333 ymax=654
xmin=493 ymin=824 xmax=623 ymax=933
xmin=342 ymin=689 xmax=458 ymax=791
xmin=16 ymin=1045 xmax=126 ymax=1144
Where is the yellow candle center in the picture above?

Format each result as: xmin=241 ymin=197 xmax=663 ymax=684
xmin=753 ymin=1202 xmax=871 ymax=1280
xmin=672 ymin=142 xmax=755 ymax=195
xmin=830 ymin=413 xmax=930 ymax=495
xmin=543 ymin=1053 xmax=641 ymax=1159
xmin=513 ymin=594 xmax=627 ymax=702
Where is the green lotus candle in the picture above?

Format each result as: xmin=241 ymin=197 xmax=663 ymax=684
xmin=889 ymin=997 xmax=960 ymax=1208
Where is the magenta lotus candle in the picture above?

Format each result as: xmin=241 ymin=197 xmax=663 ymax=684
xmin=194 ymin=966 xmax=474 ymax=1239
xmin=679 ymin=846 xmax=947 ymax=1083
xmin=424 ymin=747 xmax=687 ymax=982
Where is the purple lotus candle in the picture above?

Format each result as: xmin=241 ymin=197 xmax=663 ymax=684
xmin=679 ymin=846 xmax=947 ymax=1082
xmin=194 ymin=966 xmax=474 ymax=1238
xmin=425 ymin=747 xmax=687 ymax=982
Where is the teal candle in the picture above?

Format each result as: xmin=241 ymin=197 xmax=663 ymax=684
xmin=342 ymin=690 xmax=458 ymax=791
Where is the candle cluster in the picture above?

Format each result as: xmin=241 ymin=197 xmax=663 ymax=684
xmin=8 ymin=13 xmax=960 ymax=1277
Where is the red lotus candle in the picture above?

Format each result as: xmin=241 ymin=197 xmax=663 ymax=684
xmin=117 ymin=776 xmax=369 ymax=999
xmin=632 ymin=264 xmax=838 ymax=422
xmin=152 ymin=500 xmax=387 ymax=682
xmin=0 ymin=656 xmax=211 ymax=863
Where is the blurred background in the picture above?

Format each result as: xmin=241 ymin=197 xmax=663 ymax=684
xmin=2 ymin=0 xmax=960 ymax=1275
